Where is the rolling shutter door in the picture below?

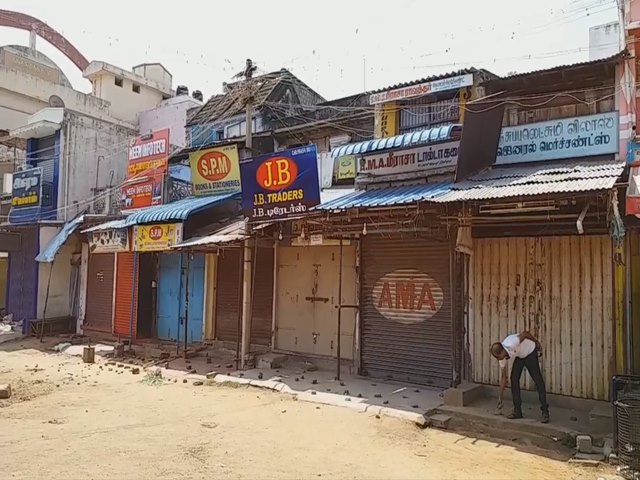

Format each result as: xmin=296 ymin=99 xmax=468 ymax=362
xmin=215 ymin=249 xmax=241 ymax=341
xmin=114 ymin=252 xmax=138 ymax=338
xmin=250 ymin=246 xmax=274 ymax=346
xmin=360 ymin=235 xmax=452 ymax=387
xmin=84 ymin=253 xmax=115 ymax=333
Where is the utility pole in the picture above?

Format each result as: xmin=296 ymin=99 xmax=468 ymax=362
xmin=240 ymin=58 xmax=256 ymax=368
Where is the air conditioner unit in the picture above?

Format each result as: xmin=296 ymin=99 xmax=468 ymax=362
xmin=3 ymin=173 xmax=12 ymax=195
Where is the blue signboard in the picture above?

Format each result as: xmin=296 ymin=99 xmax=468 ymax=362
xmin=240 ymin=145 xmax=321 ymax=221
xmin=11 ymin=167 xmax=42 ymax=209
xmin=495 ymin=112 xmax=619 ymax=165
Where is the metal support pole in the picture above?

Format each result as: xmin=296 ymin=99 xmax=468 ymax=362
xmin=40 ymin=261 xmax=54 ymax=342
xmin=129 ymin=252 xmax=138 ymax=351
xmin=183 ymin=251 xmax=191 ymax=358
xmin=336 ymin=238 xmax=343 ymax=380
xmin=240 ymin=238 xmax=252 ymax=368
xmin=235 ymin=249 xmax=243 ymax=369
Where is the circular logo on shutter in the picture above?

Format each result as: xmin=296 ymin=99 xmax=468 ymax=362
xmin=372 ymin=269 xmax=444 ymax=324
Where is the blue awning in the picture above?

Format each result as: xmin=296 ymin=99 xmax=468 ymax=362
xmin=124 ymin=193 xmax=239 ymax=226
xmin=331 ymin=124 xmax=461 ymax=158
xmin=36 ymin=215 xmax=85 ymax=263
xmin=313 ymin=183 xmax=453 ymax=211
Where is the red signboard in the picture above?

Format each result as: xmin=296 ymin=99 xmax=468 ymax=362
xmin=122 ymin=129 xmax=169 ymax=211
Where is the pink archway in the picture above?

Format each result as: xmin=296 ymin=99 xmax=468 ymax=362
xmin=0 ymin=9 xmax=89 ymax=71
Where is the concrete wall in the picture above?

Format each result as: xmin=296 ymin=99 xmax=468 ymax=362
xmin=92 ymin=72 xmax=164 ymax=125
xmin=589 ymin=22 xmax=621 ymax=61
xmin=59 ymin=112 xmax=136 ymax=221
xmin=140 ymin=95 xmax=202 ymax=148
xmin=37 ymin=226 xmax=79 ymax=319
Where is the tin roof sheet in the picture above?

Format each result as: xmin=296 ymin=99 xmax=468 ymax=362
xmin=124 ymin=193 xmax=239 ymax=226
xmin=434 ymin=158 xmax=625 ymax=203
xmin=331 ymin=124 xmax=460 ymax=158
xmin=173 ymin=220 xmax=248 ymax=248
xmin=313 ymin=183 xmax=453 ymax=211
xmin=81 ymin=218 xmax=128 ymax=233
xmin=35 ymin=214 xmax=84 ymax=263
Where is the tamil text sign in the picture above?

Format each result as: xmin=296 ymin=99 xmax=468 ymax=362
xmin=496 ymin=112 xmax=619 ymax=165
xmin=122 ymin=129 xmax=169 ymax=211
xmin=133 ymin=223 xmax=183 ymax=252
xmin=358 ymin=141 xmax=459 ymax=176
xmin=372 ymin=269 xmax=444 ymax=324
xmin=189 ymin=145 xmax=241 ymax=196
xmin=240 ymin=145 xmax=321 ymax=221
xmin=11 ymin=167 xmax=42 ymax=209
xmin=369 ymin=74 xmax=473 ymax=105
xmin=89 ymin=229 xmax=129 ymax=253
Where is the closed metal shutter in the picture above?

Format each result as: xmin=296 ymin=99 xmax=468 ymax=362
xmin=360 ymin=235 xmax=452 ymax=387
xmin=215 ymin=248 xmax=241 ymax=341
xmin=114 ymin=252 xmax=138 ymax=338
xmin=250 ymin=246 xmax=274 ymax=346
xmin=7 ymin=226 xmax=38 ymax=325
xmin=84 ymin=253 xmax=115 ymax=333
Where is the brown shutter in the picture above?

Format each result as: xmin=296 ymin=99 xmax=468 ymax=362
xmin=215 ymin=248 xmax=241 ymax=341
xmin=250 ymin=246 xmax=274 ymax=346
xmin=84 ymin=253 xmax=115 ymax=333
xmin=360 ymin=235 xmax=452 ymax=387
xmin=114 ymin=252 xmax=138 ymax=338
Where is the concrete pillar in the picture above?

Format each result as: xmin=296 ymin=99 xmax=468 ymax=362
xmin=240 ymin=237 xmax=252 ymax=368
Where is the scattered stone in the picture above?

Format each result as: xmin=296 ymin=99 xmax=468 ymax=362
xmin=570 ymin=415 xmax=578 ymax=422
xmin=383 ymin=401 xmax=389 ymax=405
xmin=415 ymin=415 xmax=430 ymax=428
xmin=206 ymin=357 xmax=212 ymax=364
xmin=238 ymin=373 xmax=244 ymax=378
xmin=414 ymin=389 xmax=420 ymax=393
xmin=576 ymin=435 xmax=593 ymax=454
xmin=193 ymin=381 xmax=204 ymax=387
xmin=258 ymin=372 xmax=263 ymax=380
xmin=310 ymin=391 xmax=316 ymax=395
xmin=307 ymin=365 xmax=318 ymax=372
xmin=345 ymin=397 xmax=351 ymax=402
xmin=294 ymin=377 xmax=299 ymax=382
xmin=173 ymin=379 xmax=177 ymax=383
xmin=281 ymin=409 xmax=286 ymax=414
xmin=0 ymin=384 xmax=12 ymax=399
xmin=375 ymin=415 xmax=381 ymax=419
xmin=326 ymin=388 xmax=331 ymax=392
xmin=164 ymin=362 xmax=170 ymax=369
xmin=429 ymin=414 xmax=452 ymax=429
xmin=117 ymin=364 xmax=124 ymax=368
xmin=131 ymin=367 xmax=140 ymax=375
xmin=340 ymin=382 xmax=345 ymax=387
xmin=201 ymin=422 xmax=218 ymax=429
xmin=186 ymin=365 xmax=193 ymax=371
xmin=608 ymin=453 xmax=619 ymax=465
xmin=374 ymin=393 xmax=382 ymax=398
xmin=206 ymin=372 xmax=217 ymax=380
xmin=371 ymin=383 xmax=377 ymax=386
xmin=310 ymin=379 xmax=317 ymax=385
xmin=343 ymin=390 xmax=350 ymax=396
xmin=225 ymin=364 xmax=233 ymax=368
xmin=183 ymin=379 xmax=188 ymax=384
xmin=191 ymin=369 xmax=197 ymax=374
xmin=108 ymin=368 xmax=113 ymax=372
xmin=402 ymin=396 xmax=408 ymax=399
xmin=160 ymin=352 xmax=170 ymax=360
xmin=412 ymin=405 xmax=420 ymax=409
xmin=357 ymin=393 xmax=363 ymax=398
xmin=316 ymin=406 xmax=320 ymax=410
xmin=301 ymin=375 xmax=305 ymax=380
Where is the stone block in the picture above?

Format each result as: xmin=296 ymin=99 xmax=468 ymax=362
xmin=206 ymin=371 xmax=218 ymax=380
xmin=256 ymin=353 xmax=287 ymax=369
xmin=608 ymin=453 xmax=619 ymax=465
xmin=442 ymin=383 xmax=484 ymax=407
xmin=415 ymin=415 xmax=430 ymax=428
xmin=576 ymin=434 xmax=593 ymax=454
xmin=0 ymin=384 xmax=11 ymax=399
xmin=429 ymin=414 xmax=452 ymax=429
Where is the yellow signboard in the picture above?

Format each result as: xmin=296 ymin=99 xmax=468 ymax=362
xmin=336 ymin=155 xmax=356 ymax=180
xmin=189 ymin=145 xmax=241 ymax=196
xmin=374 ymin=102 xmax=398 ymax=138
xmin=133 ymin=223 xmax=183 ymax=252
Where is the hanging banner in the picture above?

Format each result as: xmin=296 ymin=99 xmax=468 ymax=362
xmin=11 ymin=167 xmax=43 ymax=209
xmin=89 ymin=229 xmax=130 ymax=253
xmin=133 ymin=223 xmax=183 ymax=252
xmin=189 ymin=145 xmax=241 ymax=196
xmin=121 ymin=172 xmax=164 ymax=210
xmin=240 ymin=145 xmax=321 ymax=222
xmin=122 ymin=129 xmax=169 ymax=211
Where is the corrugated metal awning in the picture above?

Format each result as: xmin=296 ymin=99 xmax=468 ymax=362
xmin=124 ymin=193 xmax=239 ymax=226
xmin=313 ymin=183 xmax=453 ymax=211
xmin=172 ymin=220 xmax=248 ymax=249
xmin=331 ymin=124 xmax=460 ymax=158
xmin=434 ymin=158 xmax=625 ymax=203
xmin=81 ymin=218 xmax=129 ymax=233
xmin=35 ymin=215 xmax=85 ymax=263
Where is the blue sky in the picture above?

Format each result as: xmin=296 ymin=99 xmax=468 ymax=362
xmin=0 ymin=0 xmax=620 ymax=100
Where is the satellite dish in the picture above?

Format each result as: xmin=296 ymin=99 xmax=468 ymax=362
xmin=48 ymin=95 xmax=65 ymax=108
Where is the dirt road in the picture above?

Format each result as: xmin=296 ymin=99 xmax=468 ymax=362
xmin=0 ymin=341 xmax=607 ymax=480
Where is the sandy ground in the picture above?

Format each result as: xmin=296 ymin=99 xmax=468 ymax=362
xmin=0 ymin=341 xmax=612 ymax=480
